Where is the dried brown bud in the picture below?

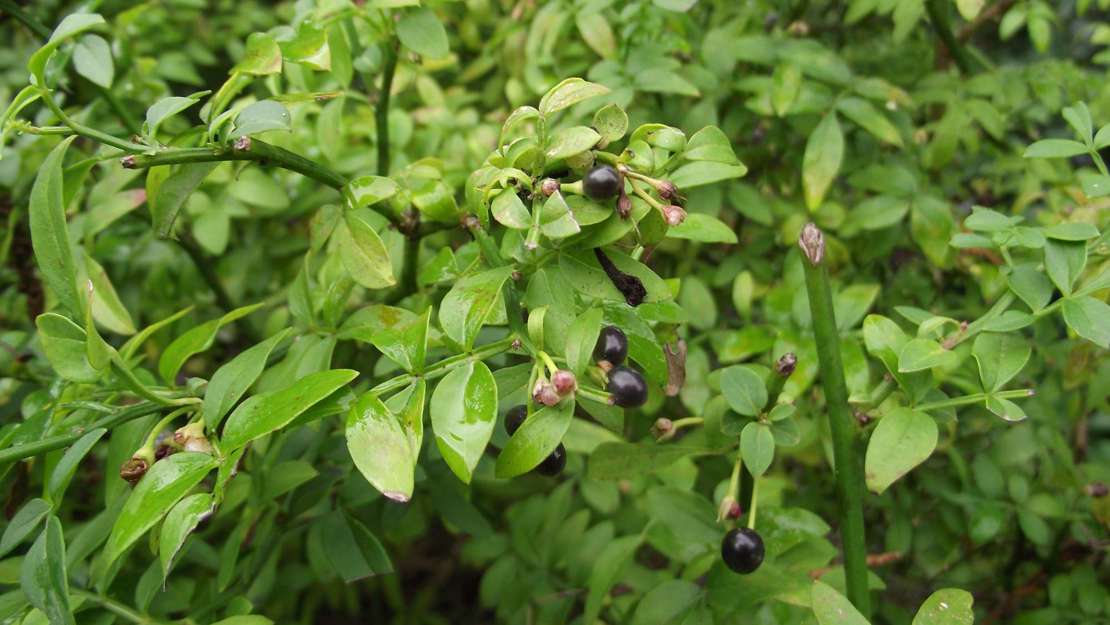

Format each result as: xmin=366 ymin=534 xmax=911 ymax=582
xmin=798 ymin=222 xmax=825 ymax=266
xmin=154 ymin=444 xmax=176 ymax=460
xmin=662 ymin=204 xmax=686 ymax=227
xmin=233 ymin=135 xmax=252 ymax=151
xmin=1087 ymin=482 xmax=1109 ymax=498
xmin=774 ymin=352 xmax=798 ymax=378
xmin=119 ymin=457 xmax=149 ymax=485
xmin=540 ymin=178 xmax=560 ymax=197
xmin=120 ymin=155 xmax=137 ymax=169
xmin=617 ymin=188 xmax=632 ymax=218
xmin=664 ymin=340 xmax=687 ymax=397
xmin=551 ymin=370 xmax=577 ymax=396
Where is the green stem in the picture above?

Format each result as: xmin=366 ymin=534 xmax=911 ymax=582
xmin=123 ymin=138 xmax=348 ymax=190
xmin=140 ymin=407 xmax=191 ymax=451
xmin=71 ymin=589 xmax=170 ymax=625
xmin=177 ymin=236 xmax=237 ymax=313
xmin=93 ymin=83 xmax=142 ymax=136
xmin=854 ymin=375 xmax=895 ymax=408
xmin=924 ymin=0 xmax=978 ymax=73
xmin=0 ymin=0 xmax=50 ymax=38
xmin=465 ymin=219 xmax=531 ymax=348
xmin=798 ymin=224 xmax=870 ymax=616
xmin=576 ymin=385 xmax=612 ymax=405
xmin=39 ymin=89 xmax=146 ymax=153
xmin=747 ymin=477 xmax=760 ymax=530
xmin=377 ymin=39 xmax=399 ymax=175
xmin=670 ymin=416 xmax=703 ymax=431
xmin=915 ymin=388 xmax=1034 ymax=412
xmin=0 ymin=402 xmax=163 ymax=465
xmin=369 ymin=336 xmax=518 ymax=396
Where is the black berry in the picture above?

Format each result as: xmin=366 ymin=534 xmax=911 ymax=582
xmin=594 ymin=326 xmax=628 ymax=365
xmin=535 ymin=444 xmax=567 ymax=476
xmin=583 ymin=165 xmax=621 ymax=200
xmin=505 ymin=405 xmax=527 ymax=435
xmin=721 ymin=528 xmax=764 ymax=574
xmin=607 ymin=366 xmax=647 ymax=407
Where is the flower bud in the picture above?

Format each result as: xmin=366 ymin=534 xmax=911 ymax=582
xmin=654 ymin=179 xmax=680 ymax=201
xmin=652 ymin=417 xmax=674 ymax=442
xmin=662 ymin=204 xmax=686 ymax=227
xmin=551 ymin=369 xmax=577 ymax=396
xmin=174 ymin=422 xmax=213 ymax=455
xmin=717 ymin=495 xmax=741 ymax=522
xmin=540 ymin=178 xmax=560 ymax=197
xmin=532 ymin=380 xmax=561 ymax=406
xmin=617 ymin=188 xmax=632 ymax=218
xmin=1087 ymin=482 xmax=1109 ymax=498
xmin=798 ymin=222 xmax=825 ymax=266
xmin=774 ymin=352 xmax=797 ymax=378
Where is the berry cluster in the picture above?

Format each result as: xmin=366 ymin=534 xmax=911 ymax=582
xmin=594 ymin=326 xmax=648 ymax=408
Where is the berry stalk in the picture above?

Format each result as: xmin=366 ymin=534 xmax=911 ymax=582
xmin=798 ymin=223 xmax=871 ymax=617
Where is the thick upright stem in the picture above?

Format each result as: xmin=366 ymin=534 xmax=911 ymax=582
xmin=377 ymin=40 xmax=399 ymax=176
xmin=925 ymin=0 xmax=978 ymax=73
xmin=123 ymin=138 xmax=348 ymax=190
xmin=798 ymin=223 xmax=870 ymax=616
xmin=177 ymin=236 xmax=236 ymax=312
xmin=0 ymin=0 xmax=50 ymax=39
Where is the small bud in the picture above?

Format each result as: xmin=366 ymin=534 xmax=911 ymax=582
xmin=774 ymin=352 xmax=797 ymax=378
xmin=617 ymin=188 xmax=632 ymax=218
xmin=717 ymin=495 xmax=741 ymax=522
xmin=727 ymin=501 xmax=743 ymax=519
xmin=787 ymin=20 xmax=810 ymax=36
xmin=855 ymin=410 xmax=872 ymax=426
xmin=1087 ymin=482 xmax=1109 ymax=498
xmin=798 ymin=222 xmax=825 ymax=266
xmin=173 ymin=422 xmax=213 ymax=455
xmin=119 ymin=456 xmax=149 ymax=485
xmin=596 ymin=359 xmax=614 ymax=374
xmin=532 ymin=380 xmax=561 ymax=407
xmin=233 ymin=135 xmax=252 ymax=151
xmin=662 ymin=204 xmax=686 ymax=227
xmin=652 ymin=417 xmax=674 ymax=441
xmin=655 ymin=179 xmax=680 ymax=201
xmin=551 ymin=370 xmax=577 ymax=396
xmin=511 ymin=338 xmax=523 ymax=351
xmin=120 ymin=155 xmax=137 ymax=169
xmin=540 ymin=178 xmax=560 ymax=196
xmin=186 ymin=377 xmax=208 ymax=397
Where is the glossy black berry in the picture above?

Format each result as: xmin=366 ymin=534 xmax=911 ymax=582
xmin=583 ymin=165 xmax=622 ymax=200
xmin=535 ymin=443 xmax=567 ymax=476
xmin=505 ymin=405 xmax=527 ymax=435
xmin=607 ymin=366 xmax=647 ymax=408
xmin=721 ymin=528 xmax=764 ymax=574
xmin=594 ymin=326 xmax=628 ymax=365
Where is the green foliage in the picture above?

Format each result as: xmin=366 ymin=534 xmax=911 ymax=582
xmin=0 ymin=1 xmax=1107 ymax=625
